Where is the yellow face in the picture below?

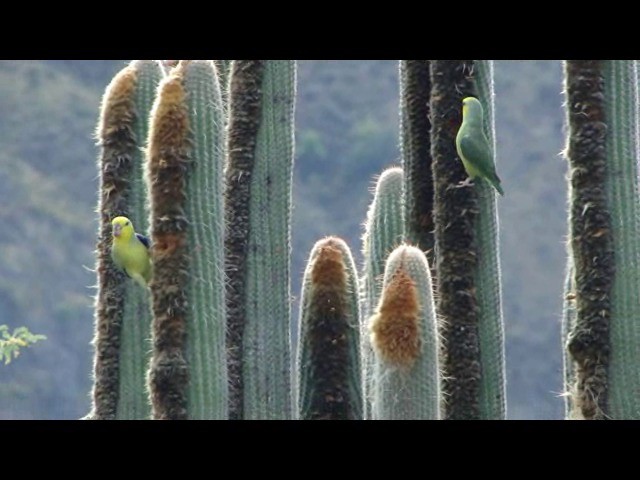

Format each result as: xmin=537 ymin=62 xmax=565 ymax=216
xmin=462 ymin=97 xmax=481 ymax=119
xmin=112 ymin=216 xmax=134 ymax=240
xmin=462 ymin=97 xmax=473 ymax=116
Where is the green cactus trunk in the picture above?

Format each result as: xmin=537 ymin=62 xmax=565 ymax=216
xmin=88 ymin=60 xmax=161 ymax=420
xmin=370 ymin=245 xmax=441 ymax=419
xmin=564 ymin=60 xmax=640 ymax=419
xmin=430 ymin=60 xmax=505 ymax=420
xmin=146 ymin=60 xmax=228 ymax=420
xmin=360 ymin=167 xmax=404 ymax=419
xmin=563 ymin=60 xmax=612 ymax=420
xmin=430 ymin=60 xmax=480 ymax=419
xmin=400 ymin=60 xmax=435 ymax=271
xmin=296 ymin=237 xmax=362 ymax=420
xmin=472 ymin=61 xmax=507 ymax=419
xmin=603 ymin=60 xmax=640 ymax=419
xmin=116 ymin=61 xmax=162 ymax=420
xmin=225 ymin=60 xmax=296 ymax=419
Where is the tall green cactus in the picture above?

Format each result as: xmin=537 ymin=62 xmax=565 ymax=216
xmin=430 ymin=60 xmax=505 ymax=419
xmin=603 ymin=60 xmax=640 ymax=419
xmin=370 ymin=245 xmax=441 ymax=419
xmin=88 ymin=60 xmax=162 ymax=420
xmin=145 ymin=60 xmax=227 ymax=420
xmin=225 ymin=60 xmax=296 ymax=419
xmin=400 ymin=60 xmax=435 ymax=271
xmin=360 ymin=166 xmax=404 ymax=419
xmin=296 ymin=237 xmax=362 ymax=420
xmin=472 ymin=61 xmax=507 ymax=419
xmin=564 ymin=60 xmax=640 ymax=419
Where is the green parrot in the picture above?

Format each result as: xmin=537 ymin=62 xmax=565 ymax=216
xmin=455 ymin=96 xmax=504 ymax=196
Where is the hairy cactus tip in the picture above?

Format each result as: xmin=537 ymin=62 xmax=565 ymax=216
xmin=370 ymin=246 xmax=422 ymax=370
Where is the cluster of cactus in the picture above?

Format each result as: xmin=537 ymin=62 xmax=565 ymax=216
xmin=90 ymin=60 xmax=294 ymax=420
xmin=88 ymin=59 xmax=505 ymax=420
xmin=88 ymin=59 xmax=640 ymax=420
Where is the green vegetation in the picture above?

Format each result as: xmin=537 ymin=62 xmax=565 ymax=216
xmin=0 ymin=326 xmax=45 ymax=365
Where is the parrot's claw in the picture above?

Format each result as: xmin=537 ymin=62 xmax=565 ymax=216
xmin=456 ymin=178 xmax=475 ymax=189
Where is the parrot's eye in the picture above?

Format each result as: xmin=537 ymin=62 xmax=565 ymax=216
xmin=125 ymin=222 xmax=130 ymax=226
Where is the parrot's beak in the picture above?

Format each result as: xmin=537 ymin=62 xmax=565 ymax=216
xmin=113 ymin=223 xmax=122 ymax=238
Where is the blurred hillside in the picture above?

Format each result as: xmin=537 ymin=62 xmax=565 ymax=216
xmin=0 ymin=60 xmax=566 ymax=419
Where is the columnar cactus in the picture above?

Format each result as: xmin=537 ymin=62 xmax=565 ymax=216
xmin=145 ymin=60 xmax=228 ymax=420
xmin=296 ymin=237 xmax=362 ymax=420
xmin=563 ymin=60 xmax=640 ymax=419
xmin=89 ymin=60 xmax=162 ymax=420
xmin=471 ymin=61 xmax=507 ymax=419
xmin=370 ymin=245 xmax=441 ymax=419
xmin=400 ymin=60 xmax=435 ymax=270
xmin=360 ymin=166 xmax=404 ymax=419
xmin=225 ymin=60 xmax=296 ymax=419
xmin=430 ymin=60 xmax=505 ymax=419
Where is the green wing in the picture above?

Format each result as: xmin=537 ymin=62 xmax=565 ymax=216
xmin=459 ymin=132 xmax=504 ymax=195
xmin=459 ymin=132 xmax=495 ymax=178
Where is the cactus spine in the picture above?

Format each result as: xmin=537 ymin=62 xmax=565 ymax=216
xmin=370 ymin=245 xmax=441 ymax=419
xmin=296 ymin=237 xmax=362 ymax=420
xmin=225 ymin=60 xmax=296 ymax=419
xmin=146 ymin=60 xmax=227 ymax=420
xmin=561 ymin=258 xmax=577 ymax=418
xmin=89 ymin=60 xmax=161 ymax=419
xmin=360 ymin=167 xmax=404 ymax=419
xmin=214 ymin=60 xmax=232 ymax=110
xmin=430 ymin=60 xmax=505 ymax=419
xmin=564 ymin=60 xmax=640 ymax=419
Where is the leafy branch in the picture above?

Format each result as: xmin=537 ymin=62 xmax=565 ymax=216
xmin=0 ymin=325 xmax=46 ymax=365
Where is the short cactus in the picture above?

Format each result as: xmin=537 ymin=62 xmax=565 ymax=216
xmin=295 ymin=237 xmax=362 ymax=420
xmin=369 ymin=245 xmax=441 ymax=420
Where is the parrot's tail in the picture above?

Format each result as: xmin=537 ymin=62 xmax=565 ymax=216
xmin=487 ymin=175 xmax=504 ymax=196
